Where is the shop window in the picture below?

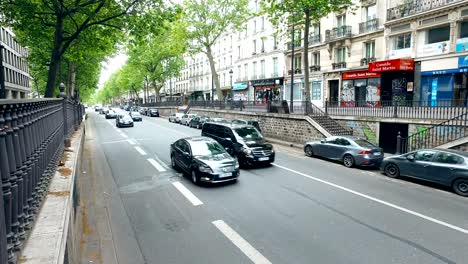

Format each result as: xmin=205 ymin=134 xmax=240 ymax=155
xmin=394 ymin=33 xmax=411 ymax=49
xmin=285 ymin=82 xmax=303 ymax=101
xmin=460 ymin=21 xmax=468 ymax=38
xmin=421 ymin=74 xmax=455 ymax=106
xmin=364 ymin=41 xmax=375 ymax=58
xmin=335 ymin=47 xmax=346 ymax=63
xmin=311 ymin=81 xmax=322 ymax=100
xmin=427 ymin=25 xmax=450 ymax=44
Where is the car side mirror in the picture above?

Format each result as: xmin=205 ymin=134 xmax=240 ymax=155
xmin=320 ymin=139 xmax=325 ymax=143
xmin=183 ymin=151 xmax=190 ymax=157
xmin=407 ymin=155 xmax=415 ymax=161
xmin=225 ymin=137 xmax=232 ymax=141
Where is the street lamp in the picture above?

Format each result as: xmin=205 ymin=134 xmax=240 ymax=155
xmin=0 ymin=44 xmax=6 ymax=99
xmin=229 ymin=69 xmax=233 ymax=99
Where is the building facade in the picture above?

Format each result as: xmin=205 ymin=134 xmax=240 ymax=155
xmin=0 ymin=27 xmax=31 ymax=99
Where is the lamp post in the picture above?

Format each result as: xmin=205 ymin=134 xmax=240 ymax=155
xmin=289 ymin=14 xmax=295 ymax=113
xmin=0 ymin=44 xmax=6 ymax=99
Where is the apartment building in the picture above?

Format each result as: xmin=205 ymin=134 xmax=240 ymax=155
xmin=0 ymin=27 xmax=31 ymax=99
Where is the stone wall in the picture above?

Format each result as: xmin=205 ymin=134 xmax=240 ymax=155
xmin=156 ymin=107 xmax=180 ymax=117
xmin=191 ymin=108 xmax=325 ymax=144
xmin=336 ymin=120 xmax=380 ymax=145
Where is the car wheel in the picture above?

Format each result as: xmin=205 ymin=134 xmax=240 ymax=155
xmin=452 ymin=178 xmax=468 ymax=197
xmin=343 ymin=154 xmax=355 ymax=168
xmin=305 ymin=145 xmax=314 ymax=157
xmin=384 ymin=163 xmax=400 ymax=178
xmin=191 ymin=170 xmax=200 ymax=185
xmin=171 ymin=155 xmax=179 ymax=171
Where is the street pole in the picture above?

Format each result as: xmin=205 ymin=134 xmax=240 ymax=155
xmin=290 ymin=15 xmax=295 ymax=113
xmin=0 ymin=44 xmax=6 ymax=99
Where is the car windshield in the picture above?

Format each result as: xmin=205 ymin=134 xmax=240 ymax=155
xmin=354 ymin=139 xmax=376 ymax=149
xmin=191 ymin=141 xmax=226 ymax=156
xmin=234 ymin=127 xmax=263 ymax=141
xmin=131 ymin=112 xmax=140 ymax=116
xmin=122 ymin=115 xmax=132 ymax=121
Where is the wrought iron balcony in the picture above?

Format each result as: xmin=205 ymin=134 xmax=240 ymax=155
xmin=359 ymin=18 xmax=379 ymax=34
xmin=360 ymin=57 xmax=376 ymax=66
xmin=308 ymin=34 xmax=321 ymax=45
xmin=288 ymin=68 xmax=303 ymax=75
xmin=325 ymin=26 xmax=352 ymax=42
xmin=310 ymin=65 xmax=321 ymax=72
xmin=386 ymin=0 xmax=463 ymax=21
xmin=287 ymin=41 xmax=302 ymax=50
xmin=361 ymin=0 xmax=376 ymax=6
xmin=332 ymin=62 xmax=347 ymax=69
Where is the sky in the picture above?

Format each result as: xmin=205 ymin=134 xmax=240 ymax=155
xmin=97 ymin=52 xmax=128 ymax=89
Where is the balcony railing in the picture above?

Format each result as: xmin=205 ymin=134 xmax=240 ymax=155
xmin=308 ymin=34 xmax=321 ymax=45
xmin=287 ymin=41 xmax=302 ymax=50
xmin=359 ymin=18 xmax=379 ymax=34
xmin=288 ymin=68 xmax=303 ymax=75
xmin=310 ymin=65 xmax=321 ymax=72
xmin=386 ymin=0 xmax=464 ymax=21
xmin=332 ymin=62 xmax=347 ymax=69
xmin=325 ymin=26 xmax=352 ymax=42
xmin=360 ymin=57 xmax=376 ymax=66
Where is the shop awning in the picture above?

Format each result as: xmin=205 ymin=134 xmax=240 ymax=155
xmin=342 ymin=70 xmax=381 ymax=80
xmin=369 ymin=59 xmax=414 ymax=72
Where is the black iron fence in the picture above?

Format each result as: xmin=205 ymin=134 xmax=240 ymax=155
xmin=397 ymin=112 xmax=468 ymax=154
xmin=0 ymin=98 xmax=84 ymax=264
xmin=325 ymin=100 xmax=468 ymax=120
xmin=142 ymin=100 xmax=182 ymax=107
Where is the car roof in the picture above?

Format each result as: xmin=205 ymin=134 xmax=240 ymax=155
xmin=433 ymin=148 xmax=468 ymax=157
xmin=184 ymin=136 xmax=217 ymax=144
xmin=328 ymin=136 xmax=364 ymax=141
xmin=205 ymin=122 xmax=254 ymax=129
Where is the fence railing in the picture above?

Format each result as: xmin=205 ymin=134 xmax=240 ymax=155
xmin=0 ymin=98 xmax=83 ymax=264
xmin=142 ymin=100 xmax=182 ymax=107
xmin=325 ymin=100 xmax=468 ymax=120
xmin=397 ymin=112 xmax=468 ymax=154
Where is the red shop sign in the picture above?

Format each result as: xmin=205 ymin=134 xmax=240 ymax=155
xmin=342 ymin=71 xmax=381 ymax=80
xmin=369 ymin=59 xmax=414 ymax=72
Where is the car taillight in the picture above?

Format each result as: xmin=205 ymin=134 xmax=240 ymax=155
xmin=358 ymin=150 xmax=372 ymax=155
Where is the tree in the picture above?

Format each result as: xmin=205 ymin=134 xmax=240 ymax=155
xmin=182 ymin=0 xmax=251 ymax=100
xmin=262 ymin=0 xmax=353 ymax=104
xmin=0 ymin=0 xmax=153 ymax=97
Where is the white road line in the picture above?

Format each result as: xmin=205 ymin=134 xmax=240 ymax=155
xmin=212 ymin=220 xmax=272 ymax=264
xmin=127 ymin=139 xmax=136 ymax=145
xmin=272 ymin=163 xmax=468 ymax=235
xmin=172 ymin=182 xmax=203 ymax=206
xmin=147 ymin=158 xmax=167 ymax=172
xmin=134 ymin=146 xmax=147 ymax=156
xmin=119 ymin=132 xmax=128 ymax=138
xmin=101 ymin=139 xmax=129 ymax=145
xmin=154 ymin=156 xmax=170 ymax=170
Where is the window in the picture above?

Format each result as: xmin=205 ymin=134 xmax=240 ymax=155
xmin=365 ymin=5 xmax=376 ymax=20
xmin=253 ymin=39 xmax=257 ymax=53
xmin=253 ymin=20 xmax=257 ymax=33
xmin=461 ymin=21 xmax=468 ymax=38
xmin=230 ymin=55 xmax=232 ymax=65
xmin=336 ymin=138 xmax=351 ymax=146
xmin=273 ymin=34 xmax=278 ymax=49
xmin=273 ymin=57 xmax=278 ymax=77
xmin=365 ymin=41 xmax=375 ymax=58
xmin=312 ymin=52 xmax=320 ymax=65
xmin=261 ymin=38 xmax=265 ymax=52
xmin=261 ymin=17 xmax=265 ymax=30
xmin=252 ymin=61 xmax=257 ymax=78
xmin=394 ymin=33 xmax=411 ymax=49
xmin=337 ymin=15 xmax=346 ymax=27
xmin=191 ymin=141 xmax=226 ymax=156
xmin=336 ymin=47 xmax=346 ymax=62
xmin=311 ymin=81 xmax=322 ymax=100
xmin=414 ymin=150 xmax=436 ymax=161
xmin=237 ymin=65 xmax=241 ymax=79
xmin=238 ymin=46 xmax=241 ymax=59
xmin=260 ymin=60 xmax=265 ymax=78
xmin=293 ymin=55 xmax=302 ymax=70
xmin=433 ymin=152 xmax=465 ymax=164
xmin=427 ymin=25 xmax=450 ymax=44
xmin=244 ymin=64 xmax=248 ymax=80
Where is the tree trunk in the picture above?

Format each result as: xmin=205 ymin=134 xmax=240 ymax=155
xmin=206 ymin=46 xmax=222 ymax=100
xmin=45 ymin=15 xmax=64 ymax=98
xmin=303 ymin=9 xmax=311 ymax=103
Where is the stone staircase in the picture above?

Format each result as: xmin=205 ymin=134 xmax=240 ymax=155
xmin=306 ymin=102 xmax=352 ymax=136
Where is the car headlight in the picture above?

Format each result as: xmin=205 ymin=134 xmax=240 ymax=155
xmin=241 ymin=147 xmax=252 ymax=155
xmin=234 ymin=159 xmax=239 ymax=169
xmin=199 ymin=164 xmax=213 ymax=173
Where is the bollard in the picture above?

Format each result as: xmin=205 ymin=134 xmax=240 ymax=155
xmin=396 ymin=131 xmax=402 ymax=155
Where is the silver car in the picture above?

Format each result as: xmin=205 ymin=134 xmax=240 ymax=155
xmin=304 ymin=136 xmax=383 ymax=168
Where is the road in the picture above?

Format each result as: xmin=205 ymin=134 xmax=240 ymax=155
xmin=82 ymin=109 xmax=468 ymax=264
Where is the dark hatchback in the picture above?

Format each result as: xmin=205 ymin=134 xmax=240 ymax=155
xmin=231 ymin=119 xmax=261 ymax=132
xmin=170 ymin=137 xmax=239 ymax=184
xmin=202 ymin=123 xmax=274 ymax=167
xmin=149 ymin=108 xmax=159 ymax=117
xmin=381 ymin=149 xmax=468 ymax=197
xmin=116 ymin=114 xmax=134 ymax=127
xmin=189 ymin=116 xmax=210 ymax=129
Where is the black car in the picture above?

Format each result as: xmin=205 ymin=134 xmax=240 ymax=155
xmin=189 ymin=116 xmax=209 ymax=129
xmin=130 ymin=111 xmax=142 ymax=121
xmin=116 ymin=114 xmax=134 ymax=127
xmin=231 ymin=119 xmax=261 ymax=132
xmin=381 ymin=149 xmax=468 ymax=197
xmin=202 ymin=123 xmax=274 ymax=167
xmin=170 ymin=137 xmax=240 ymax=184
xmin=149 ymin=108 xmax=159 ymax=117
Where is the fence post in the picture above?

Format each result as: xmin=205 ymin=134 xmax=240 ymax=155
xmin=60 ymin=83 xmax=71 ymax=148
xmin=393 ymin=100 xmax=398 ymax=118
xmin=325 ymin=101 xmax=328 ymax=114
xmin=396 ymin=131 xmax=402 ymax=154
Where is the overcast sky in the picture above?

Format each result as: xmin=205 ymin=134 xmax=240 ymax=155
xmin=97 ymin=52 xmax=128 ymax=89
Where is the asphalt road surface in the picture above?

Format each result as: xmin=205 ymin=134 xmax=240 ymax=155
xmin=83 ymin=109 xmax=468 ymax=264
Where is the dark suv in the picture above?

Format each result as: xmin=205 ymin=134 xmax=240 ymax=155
xmin=202 ymin=123 xmax=274 ymax=166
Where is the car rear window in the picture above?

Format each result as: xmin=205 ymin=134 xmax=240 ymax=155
xmin=354 ymin=139 xmax=376 ymax=148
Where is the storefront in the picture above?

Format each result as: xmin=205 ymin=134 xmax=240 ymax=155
xmin=368 ymin=58 xmax=414 ymax=103
xmin=341 ymin=70 xmax=382 ymax=106
xmin=232 ymin=82 xmax=249 ymax=101
xmin=251 ymin=77 xmax=284 ymax=104
xmin=420 ymin=56 xmax=468 ymax=106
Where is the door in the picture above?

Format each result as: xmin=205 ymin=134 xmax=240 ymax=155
xmin=332 ymin=138 xmax=353 ymax=159
xmin=319 ymin=138 xmax=338 ymax=158
xmin=175 ymin=140 xmax=191 ymax=171
xmin=379 ymin=122 xmax=408 ymax=154
xmin=400 ymin=150 xmax=435 ymax=178
xmin=328 ymin=80 xmax=339 ymax=103
xmin=428 ymin=151 xmax=465 ymax=185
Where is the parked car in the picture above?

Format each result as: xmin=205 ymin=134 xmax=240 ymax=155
xmin=232 ymin=119 xmax=261 ymax=132
xmin=304 ymin=136 xmax=383 ymax=168
xmin=181 ymin=114 xmax=197 ymax=126
xmin=209 ymin=117 xmax=228 ymax=123
xmin=116 ymin=114 xmax=134 ymax=128
xmin=94 ymin=105 xmax=102 ymax=112
xmin=149 ymin=108 xmax=159 ymax=117
xmin=202 ymin=123 xmax=274 ymax=167
xmin=169 ymin=113 xmax=185 ymax=123
xmin=170 ymin=137 xmax=239 ymax=184
xmin=189 ymin=116 xmax=210 ymax=129
xmin=381 ymin=149 xmax=468 ymax=197
xmin=105 ymin=110 xmax=117 ymax=119
xmin=99 ymin=107 xmax=109 ymax=115
xmin=139 ymin=107 xmax=147 ymax=115
xmin=130 ymin=111 xmax=142 ymax=121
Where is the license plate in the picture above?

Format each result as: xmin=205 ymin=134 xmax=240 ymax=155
xmin=220 ymin=172 xmax=232 ymax=178
xmin=373 ymin=152 xmax=381 ymax=156
xmin=258 ymin=157 xmax=269 ymax=161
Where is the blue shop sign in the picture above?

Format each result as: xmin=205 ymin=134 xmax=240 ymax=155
xmin=232 ymin=82 xmax=248 ymax=90
xmin=459 ymin=56 xmax=468 ymax=68
xmin=421 ymin=68 xmax=468 ymax=76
